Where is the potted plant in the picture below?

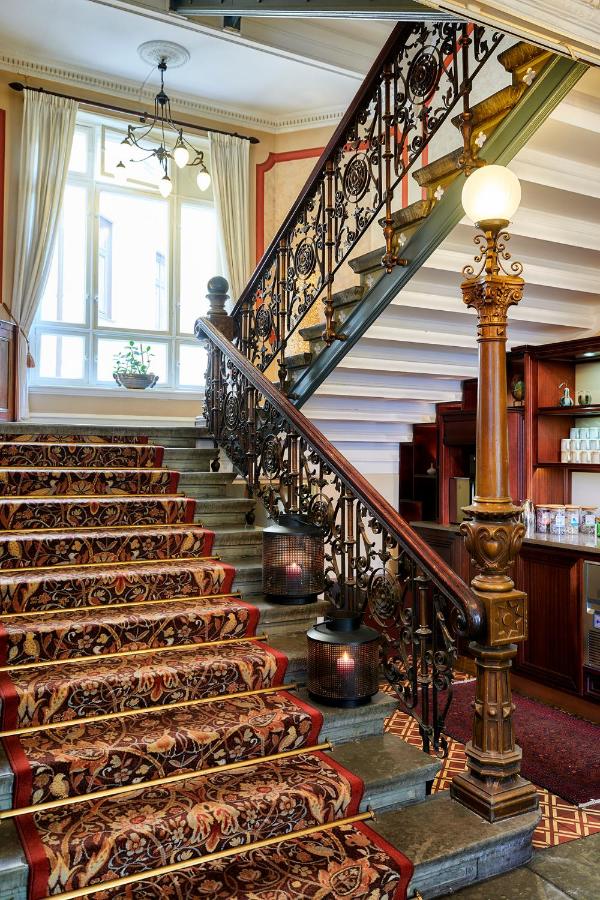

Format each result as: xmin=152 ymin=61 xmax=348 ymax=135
xmin=113 ymin=341 xmax=159 ymax=390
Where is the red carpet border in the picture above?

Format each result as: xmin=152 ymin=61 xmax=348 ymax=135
xmin=0 ymin=434 xmax=413 ymax=899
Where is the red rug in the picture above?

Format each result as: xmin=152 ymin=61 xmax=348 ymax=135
xmin=444 ymin=681 xmax=600 ymax=806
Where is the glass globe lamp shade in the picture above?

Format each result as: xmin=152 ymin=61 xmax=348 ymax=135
xmin=461 ymin=164 xmax=521 ymax=227
xmin=196 ymin=169 xmax=211 ymax=192
xmin=158 ymin=175 xmax=173 ymax=199
xmin=173 ymin=144 xmax=190 ymax=169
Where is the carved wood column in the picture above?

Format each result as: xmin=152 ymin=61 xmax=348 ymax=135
xmin=450 ymin=223 xmax=539 ymax=822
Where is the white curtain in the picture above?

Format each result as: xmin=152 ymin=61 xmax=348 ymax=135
xmin=209 ymin=132 xmax=250 ymax=304
xmin=11 ymin=91 xmax=77 ymax=419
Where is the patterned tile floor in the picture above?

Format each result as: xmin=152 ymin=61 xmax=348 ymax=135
xmin=384 ymin=685 xmax=600 ymax=849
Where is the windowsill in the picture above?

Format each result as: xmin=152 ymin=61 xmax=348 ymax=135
xmin=29 ymin=384 xmax=205 ymax=400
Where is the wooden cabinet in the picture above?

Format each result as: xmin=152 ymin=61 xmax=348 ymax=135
xmin=0 ymin=320 xmax=16 ymax=422
xmin=514 ymin=546 xmax=581 ymax=694
xmin=412 ymin=523 xmax=590 ymax=700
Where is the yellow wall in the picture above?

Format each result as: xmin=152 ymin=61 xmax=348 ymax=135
xmin=0 ymin=67 xmax=337 ymax=421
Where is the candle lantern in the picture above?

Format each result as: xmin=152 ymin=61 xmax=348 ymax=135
xmin=307 ymin=612 xmax=380 ymax=707
xmin=263 ymin=513 xmax=324 ymax=605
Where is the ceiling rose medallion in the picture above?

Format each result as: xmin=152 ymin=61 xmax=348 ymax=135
xmin=116 ymin=40 xmax=211 ymax=198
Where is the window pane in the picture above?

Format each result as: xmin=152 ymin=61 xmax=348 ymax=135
xmin=179 ymin=203 xmax=218 ymax=334
xmin=98 ymin=191 xmax=169 ymax=330
xmin=97 ymin=338 xmax=168 ymax=385
xmin=38 ymin=333 xmax=86 ymax=380
xmin=69 ymin=127 xmax=90 ymax=174
xmin=103 ymin=127 xmax=165 ymax=188
xmin=40 ymin=184 xmax=87 ymax=324
xmin=178 ymin=344 xmax=207 ymax=387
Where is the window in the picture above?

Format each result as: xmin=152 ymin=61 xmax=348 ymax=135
xmin=31 ymin=113 xmax=220 ymax=391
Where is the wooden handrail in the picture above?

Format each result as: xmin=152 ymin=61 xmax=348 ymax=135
xmin=197 ymin=315 xmax=485 ymax=637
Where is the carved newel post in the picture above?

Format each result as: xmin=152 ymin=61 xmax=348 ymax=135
xmin=450 ymin=166 xmax=538 ymax=822
xmin=204 ymin=276 xmax=234 ymax=341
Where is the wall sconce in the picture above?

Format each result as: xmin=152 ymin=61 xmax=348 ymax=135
xmin=263 ymin=513 xmax=324 ymax=605
xmin=307 ymin=611 xmax=380 ymax=708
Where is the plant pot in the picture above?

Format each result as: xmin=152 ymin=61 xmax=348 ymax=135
xmin=113 ymin=372 xmax=159 ymax=390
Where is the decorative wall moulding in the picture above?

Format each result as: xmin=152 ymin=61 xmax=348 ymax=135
xmin=0 ymin=52 xmax=345 ymax=134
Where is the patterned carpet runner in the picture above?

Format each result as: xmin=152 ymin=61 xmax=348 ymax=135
xmin=0 ymin=433 xmax=413 ymax=899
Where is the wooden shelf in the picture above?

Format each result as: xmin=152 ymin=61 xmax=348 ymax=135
xmin=537 ymin=462 xmax=600 ymax=472
xmin=538 ymin=405 xmax=600 ymax=417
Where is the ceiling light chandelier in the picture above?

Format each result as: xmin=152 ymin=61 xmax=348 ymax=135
xmin=117 ymin=41 xmax=211 ymax=199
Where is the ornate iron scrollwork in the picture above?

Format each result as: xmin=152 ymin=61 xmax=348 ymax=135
xmin=201 ymin=328 xmax=477 ymax=756
xmin=233 ymin=20 xmax=503 ymax=373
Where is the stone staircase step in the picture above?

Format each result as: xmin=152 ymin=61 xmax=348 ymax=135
xmin=331 ymin=733 xmax=441 ymax=812
xmin=497 ymin=40 xmax=553 ymax=78
xmin=372 ymin=791 xmax=540 ymax=899
xmin=284 ymin=351 xmax=314 ymax=372
xmin=251 ymin=595 xmax=328 ymax=633
xmin=195 ymin=497 xmax=256 ymax=528
xmin=304 ymin=687 xmax=399 ymax=744
xmin=269 ymin=628 xmax=309 ymax=683
xmin=162 ymin=447 xmax=217 ymax=471
xmin=0 ymin=423 xmax=208 ymax=449
xmin=229 ymin=557 xmax=264 ymax=598
xmin=412 ymin=146 xmax=463 ymax=194
xmin=378 ymin=198 xmax=433 ymax=236
xmin=212 ymin=526 xmax=263 ymax=560
xmin=450 ymin=84 xmax=526 ymax=134
xmin=177 ymin=471 xmax=239 ymax=498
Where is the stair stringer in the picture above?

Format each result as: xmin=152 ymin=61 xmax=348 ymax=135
xmin=289 ymin=52 xmax=587 ymax=408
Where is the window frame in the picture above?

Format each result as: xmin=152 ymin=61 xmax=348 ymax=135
xmin=30 ymin=112 xmax=218 ymax=394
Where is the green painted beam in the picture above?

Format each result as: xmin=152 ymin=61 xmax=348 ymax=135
xmin=290 ymin=54 xmax=587 ymax=409
xmin=170 ymin=1 xmax=454 ymax=19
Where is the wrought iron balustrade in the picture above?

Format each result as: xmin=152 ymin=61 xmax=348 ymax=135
xmin=197 ymin=312 xmax=484 ymax=756
xmin=232 ymin=19 xmax=504 ymax=387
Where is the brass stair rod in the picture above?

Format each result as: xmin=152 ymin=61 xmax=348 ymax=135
xmin=0 ymin=683 xmax=298 ymax=738
xmin=42 ymin=811 xmax=374 ymax=900
xmin=0 ymin=633 xmax=268 ymax=673
xmin=0 ymin=590 xmax=243 ymax=619
xmin=0 ymin=742 xmax=333 ymax=820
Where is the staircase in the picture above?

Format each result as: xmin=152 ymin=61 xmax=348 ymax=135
xmin=231 ymin=26 xmax=587 ymax=472
xmin=0 ymin=423 xmax=539 ymax=899
xmin=294 ymin=59 xmax=598 ymax=445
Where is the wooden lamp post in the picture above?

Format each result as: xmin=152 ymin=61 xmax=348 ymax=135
xmin=451 ymin=164 xmax=539 ymax=822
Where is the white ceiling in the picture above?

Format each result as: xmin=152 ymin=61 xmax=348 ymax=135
xmin=0 ymin=0 xmax=394 ymax=129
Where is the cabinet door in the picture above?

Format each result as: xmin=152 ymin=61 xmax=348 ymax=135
xmin=514 ymin=547 xmax=581 ymax=694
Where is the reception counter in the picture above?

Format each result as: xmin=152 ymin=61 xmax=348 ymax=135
xmin=412 ymin=521 xmax=599 ymax=706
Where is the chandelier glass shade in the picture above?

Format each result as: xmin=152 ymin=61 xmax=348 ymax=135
xmin=116 ymin=57 xmax=211 ymax=198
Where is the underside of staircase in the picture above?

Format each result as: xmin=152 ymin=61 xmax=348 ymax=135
xmin=279 ymin=42 xmax=592 ymax=455
xmin=0 ymin=423 xmax=539 ymax=899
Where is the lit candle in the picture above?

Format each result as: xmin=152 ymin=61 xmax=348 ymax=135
xmin=336 ymin=650 xmax=355 ymax=676
xmin=285 ymin=562 xmax=303 ymax=587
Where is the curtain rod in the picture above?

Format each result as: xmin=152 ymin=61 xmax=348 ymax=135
xmin=8 ymin=81 xmax=260 ymax=144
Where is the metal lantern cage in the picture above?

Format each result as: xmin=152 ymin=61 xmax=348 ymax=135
xmin=307 ymin=612 xmax=380 ymax=708
xmin=263 ymin=513 xmax=325 ymax=605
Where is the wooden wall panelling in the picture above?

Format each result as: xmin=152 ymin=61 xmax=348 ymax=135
xmin=0 ymin=321 xmax=16 ymax=421
xmin=514 ymin=546 xmax=582 ymax=694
